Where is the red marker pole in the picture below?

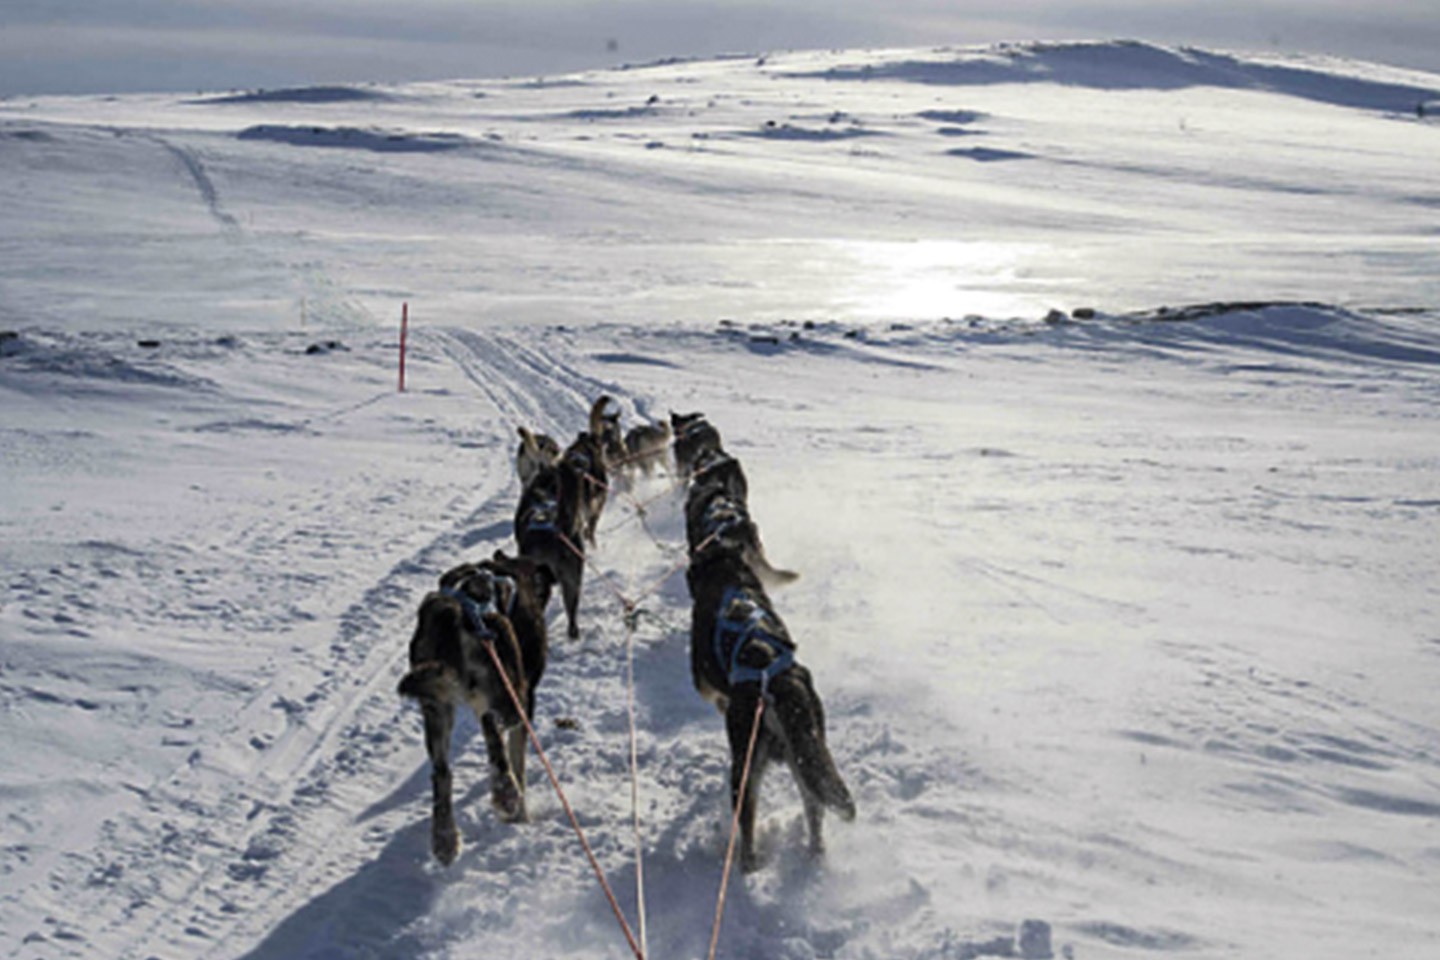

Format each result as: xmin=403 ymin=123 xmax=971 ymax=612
xmin=398 ymin=301 xmax=409 ymax=392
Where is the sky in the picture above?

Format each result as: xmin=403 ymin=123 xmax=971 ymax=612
xmin=2 ymin=0 xmax=1439 ymax=97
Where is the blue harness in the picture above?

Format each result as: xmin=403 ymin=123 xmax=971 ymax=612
xmin=442 ymin=569 xmax=516 ymax=638
xmin=712 ymin=586 xmax=794 ymax=691
xmin=518 ymin=494 xmax=560 ymax=536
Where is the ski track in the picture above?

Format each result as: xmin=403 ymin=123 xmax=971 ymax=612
xmin=0 ymin=326 xmax=686 ymax=960
xmin=145 ymin=134 xmax=242 ymax=235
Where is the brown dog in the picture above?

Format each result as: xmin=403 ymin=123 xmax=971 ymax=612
xmin=622 ymin=420 xmax=673 ymax=477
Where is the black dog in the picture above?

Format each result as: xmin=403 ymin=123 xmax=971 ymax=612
xmin=561 ymin=395 xmax=617 ymax=546
xmin=686 ymin=474 xmax=797 ymax=587
xmin=688 ymin=444 xmax=749 ymax=503
xmin=687 ymin=542 xmax=852 ymax=871
xmin=515 ymin=462 xmax=586 ymax=639
xmin=398 ymin=552 xmax=554 ymax=865
xmin=671 ymin=411 xmax=724 ymax=479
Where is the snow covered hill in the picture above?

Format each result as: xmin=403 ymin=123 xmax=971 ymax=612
xmin=2 ymin=41 xmax=1438 ymax=960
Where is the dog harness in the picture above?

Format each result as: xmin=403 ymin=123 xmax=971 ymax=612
xmin=518 ymin=494 xmax=560 ymax=536
xmin=442 ymin=569 xmax=517 ymax=639
xmin=712 ymin=586 xmax=794 ymax=691
xmin=696 ymin=496 xmax=748 ymax=549
xmin=691 ymin=446 xmax=734 ymax=478
xmin=673 ymin=415 xmax=711 ymax=441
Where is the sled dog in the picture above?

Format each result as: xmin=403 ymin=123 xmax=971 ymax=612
xmin=515 ymin=427 xmax=561 ymax=488
xmin=560 ymin=396 xmax=615 ymax=545
xmin=593 ymin=395 xmax=626 ymax=468
xmin=671 ymin=411 xmax=724 ymax=479
xmin=686 ymin=472 xmax=797 ymax=587
xmin=397 ymin=552 xmax=553 ymax=864
xmin=686 ymin=541 xmax=852 ymax=871
xmin=515 ymin=462 xmax=587 ymax=639
xmin=622 ymin=420 xmax=673 ymax=477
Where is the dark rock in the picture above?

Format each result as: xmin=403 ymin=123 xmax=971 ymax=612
xmin=1019 ymin=920 xmax=1053 ymax=959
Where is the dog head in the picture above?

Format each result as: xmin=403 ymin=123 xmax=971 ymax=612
xmin=489 ymin=549 xmax=557 ymax=610
xmin=670 ymin=411 xmax=706 ymax=435
xmin=438 ymin=562 xmax=514 ymax=619
xmin=588 ymin=395 xmax=625 ymax=465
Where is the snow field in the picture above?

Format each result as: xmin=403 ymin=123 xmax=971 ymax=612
xmin=3 ymin=38 xmax=1439 ymax=960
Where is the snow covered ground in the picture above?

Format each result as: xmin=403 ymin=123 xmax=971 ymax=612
xmin=2 ymin=40 xmax=1438 ymax=960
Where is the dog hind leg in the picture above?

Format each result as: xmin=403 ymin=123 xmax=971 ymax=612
xmin=422 ymin=700 xmax=460 ymax=865
xmin=506 ymin=724 xmax=527 ymax=820
xmin=482 ymin=711 xmax=526 ymax=822
xmin=560 ymin=565 xmax=582 ymax=640
xmin=773 ymin=669 xmax=856 ymax=835
xmin=727 ymin=693 xmax=774 ymax=873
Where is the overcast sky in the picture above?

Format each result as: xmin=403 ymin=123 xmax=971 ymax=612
xmin=3 ymin=1 xmax=1438 ymax=96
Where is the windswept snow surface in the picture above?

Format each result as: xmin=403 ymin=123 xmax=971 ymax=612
xmin=2 ymin=41 xmax=1439 ymax=960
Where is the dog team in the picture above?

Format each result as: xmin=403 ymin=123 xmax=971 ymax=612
xmin=397 ymin=396 xmax=853 ymax=870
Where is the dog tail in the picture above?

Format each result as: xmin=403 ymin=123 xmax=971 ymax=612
xmin=397 ymin=660 xmax=461 ymax=701
xmin=588 ymin=395 xmax=614 ymax=438
xmin=769 ymin=670 xmax=855 ymax=821
xmin=398 ymin=600 xmax=464 ymax=701
xmin=517 ymin=425 xmax=543 ymax=455
xmin=744 ymin=544 xmax=800 ymax=588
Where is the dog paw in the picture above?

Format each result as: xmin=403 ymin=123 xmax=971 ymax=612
xmin=492 ymin=780 xmax=526 ymax=823
xmin=432 ymin=823 xmax=461 ymax=865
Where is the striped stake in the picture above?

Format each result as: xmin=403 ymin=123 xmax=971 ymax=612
xmin=399 ymin=302 xmax=409 ymax=392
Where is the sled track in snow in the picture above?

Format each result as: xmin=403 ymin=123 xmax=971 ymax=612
xmin=427 ymin=327 xmax=622 ymax=441
xmin=197 ymin=330 xmax=651 ymax=958
xmin=0 ymin=329 xmax=649 ymax=960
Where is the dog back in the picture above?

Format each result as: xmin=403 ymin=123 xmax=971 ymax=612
xmin=400 ymin=568 xmax=528 ymax=726
xmin=671 ymin=411 xmax=723 ymax=478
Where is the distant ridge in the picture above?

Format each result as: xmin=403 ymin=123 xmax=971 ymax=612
xmin=796 ymin=39 xmax=1440 ymax=114
xmin=194 ymin=85 xmax=394 ymax=105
